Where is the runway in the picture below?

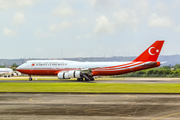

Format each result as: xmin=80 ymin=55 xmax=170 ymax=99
xmin=0 ymin=93 xmax=180 ymax=120
xmin=1 ymin=79 xmax=180 ymax=83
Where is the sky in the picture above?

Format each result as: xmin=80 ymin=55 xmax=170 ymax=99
xmin=1 ymin=0 xmax=180 ymax=59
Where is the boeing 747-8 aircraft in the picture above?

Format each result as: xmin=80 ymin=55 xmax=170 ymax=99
xmin=17 ymin=40 xmax=164 ymax=81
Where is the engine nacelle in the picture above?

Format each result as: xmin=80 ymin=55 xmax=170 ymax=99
xmin=58 ymin=72 xmax=70 ymax=79
xmin=12 ymin=72 xmax=21 ymax=76
xmin=58 ymin=71 xmax=81 ymax=79
xmin=16 ymin=72 xmax=21 ymax=76
xmin=68 ymin=70 xmax=81 ymax=78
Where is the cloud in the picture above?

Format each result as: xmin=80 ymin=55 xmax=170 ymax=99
xmin=114 ymin=10 xmax=139 ymax=23
xmin=52 ymin=3 xmax=73 ymax=17
xmin=156 ymin=2 xmax=168 ymax=12
xmin=3 ymin=28 xmax=17 ymax=36
xmin=172 ymin=0 xmax=180 ymax=8
xmin=34 ymin=28 xmax=52 ymax=39
xmin=131 ymin=0 xmax=149 ymax=14
xmin=76 ymin=34 xmax=91 ymax=40
xmin=14 ymin=0 xmax=34 ymax=8
xmin=0 ymin=0 xmax=10 ymax=10
xmin=148 ymin=13 xmax=173 ymax=28
xmin=91 ymin=0 xmax=113 ymax=7
xmin=50 ymin=21 xmax=71 ymax=32
xmin=113 ymin=10 xmax=139 ymax=32
xmin=94 ymin=15 xmax=114 ymax=35
xmin=175 ymin=25 xmax=180 ymax=33
xmin=0 ymin=0 xmax=34 ymax=10
xmin=13 ymin=12 xmax=25 ymax=25
xmin=113 ymin=10 xmax=129 ymax=23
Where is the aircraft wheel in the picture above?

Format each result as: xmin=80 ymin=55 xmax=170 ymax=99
xmin=77 ymin=78 xmax=80 ymax=81
xmin=90 ymin=78 xmax=94 ymax=81
xmin=85 ymin=78 xmax=89 ymax=81
xmin=29 ymin=78 xmax=32 ymax=81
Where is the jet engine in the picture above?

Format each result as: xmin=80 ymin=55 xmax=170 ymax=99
xmin=12 ymin=72 xmax=21 ymax=76
xmin=58 ymin=70 xmax=81 ymax=79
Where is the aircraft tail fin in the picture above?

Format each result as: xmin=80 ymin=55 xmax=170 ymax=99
xmin=133 ymin=40 xmax=165 ymax=62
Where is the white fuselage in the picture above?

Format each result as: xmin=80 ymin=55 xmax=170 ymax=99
xmin=16 ymin=60 xmax=159 ymax=77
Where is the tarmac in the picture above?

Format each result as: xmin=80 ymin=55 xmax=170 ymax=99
xmin=1 ymin=78 xmax=180 ymax=119
xmin=0 ymin=94 xmax=180 ymax=120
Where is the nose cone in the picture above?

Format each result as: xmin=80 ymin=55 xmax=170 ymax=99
xmin=16 ymin=66 xmax=21 ymax=70
xmin=16 ymin=64 xmax=24 ymax=72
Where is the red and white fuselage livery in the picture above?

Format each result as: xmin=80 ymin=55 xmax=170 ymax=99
xmin=17 ymin=40 xmax=164 ymax=81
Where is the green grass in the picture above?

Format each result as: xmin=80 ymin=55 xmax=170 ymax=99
xmin=1 ymin=83 xmax=180 ymax=93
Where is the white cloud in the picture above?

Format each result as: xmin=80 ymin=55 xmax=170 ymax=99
xmin=91 ymin=0 xmax=112 ymax=7
xmin=76 ymin=34 xmax=91 ymax=40
xmin=113 ymin=10 xmax=129 ymax=23
xmin=172 ymin=0 xmax=180 ymax=8
xmin=50 ymin=21 xmax=71 ymax=32
xmin=131 ymin=0 xmax=149 ymax=14
xmin=13 ymin=12 xmax=25 ymax=25
xmin=0 ymin=0 xmax=34 ymax=10
xmin=94 ymin=15 xmax=114 ymax=35
xmin=59 ymin=21 xmax=71 ymax=29
xmin=78 ymin=18 xmax=87 ymax=25
xmin=113 ymin=10 xmax=139 ymax=32
xmin=156 ymin=2 xmax=168 ymax=12
xmin=14 ymin=0 xmax=34 ymax=8
xmin=148 ymin=13 xmax=173 ymax=28
xmin=0 ymin=0 xmax=10 ymax=10
xmin=52 ymin=3 xmax=73 ymax=16
xmin=90 ymin=0 xmax=96 ymax=6
xmin=175 ymin=25 xmax=180 ymax=33
xmin=3 ymin=28 xmax=17 ymax=36
xmin=34 ymin=28 xmax=51 ymax=39
xmin=50 ymin=24 xmax=58 ymax=32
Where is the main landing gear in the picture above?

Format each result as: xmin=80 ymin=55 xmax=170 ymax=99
xmin=77 ymin=78 xmax=94 ymax=81
xmin=77 ymin=74 xmax=94 ymax=81
xmin=29 ymin=75 xmax=32 ymax=81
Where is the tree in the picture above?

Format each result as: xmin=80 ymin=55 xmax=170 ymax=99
xmin=159 ymin=66 xmax=171 ymax=70
xmin=174 ymin=64 xmax=180 ymax=70
xmin=10 ymin=63 xmax=18 ymax=71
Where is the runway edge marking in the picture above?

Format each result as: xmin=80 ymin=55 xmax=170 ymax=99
xmin=151 ymin=112 xmax=180 ymax=120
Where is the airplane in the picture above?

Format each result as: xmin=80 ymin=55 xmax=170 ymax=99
xmin=16 ymin=40 xmax=164 ymax=81
xmin=0 ymin=68 xmax=21 ymax=77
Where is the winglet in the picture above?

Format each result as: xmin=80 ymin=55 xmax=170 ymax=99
xmin=133 ymin=40 xmax=165 ymax=62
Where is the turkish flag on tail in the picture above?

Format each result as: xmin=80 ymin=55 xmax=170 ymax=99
xmin=133 ymin=40 xmax=164 ymax=62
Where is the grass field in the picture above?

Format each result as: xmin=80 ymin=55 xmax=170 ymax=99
xmin=1 ymin=83 xmax=180 ymax=93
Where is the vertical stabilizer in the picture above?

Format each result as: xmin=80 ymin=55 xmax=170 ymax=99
xmin=133 ymin=40 xmax=164 ymax=62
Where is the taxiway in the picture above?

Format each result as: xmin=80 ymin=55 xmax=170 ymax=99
xmin=0 ymin=94 xmax=180 ymax=120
